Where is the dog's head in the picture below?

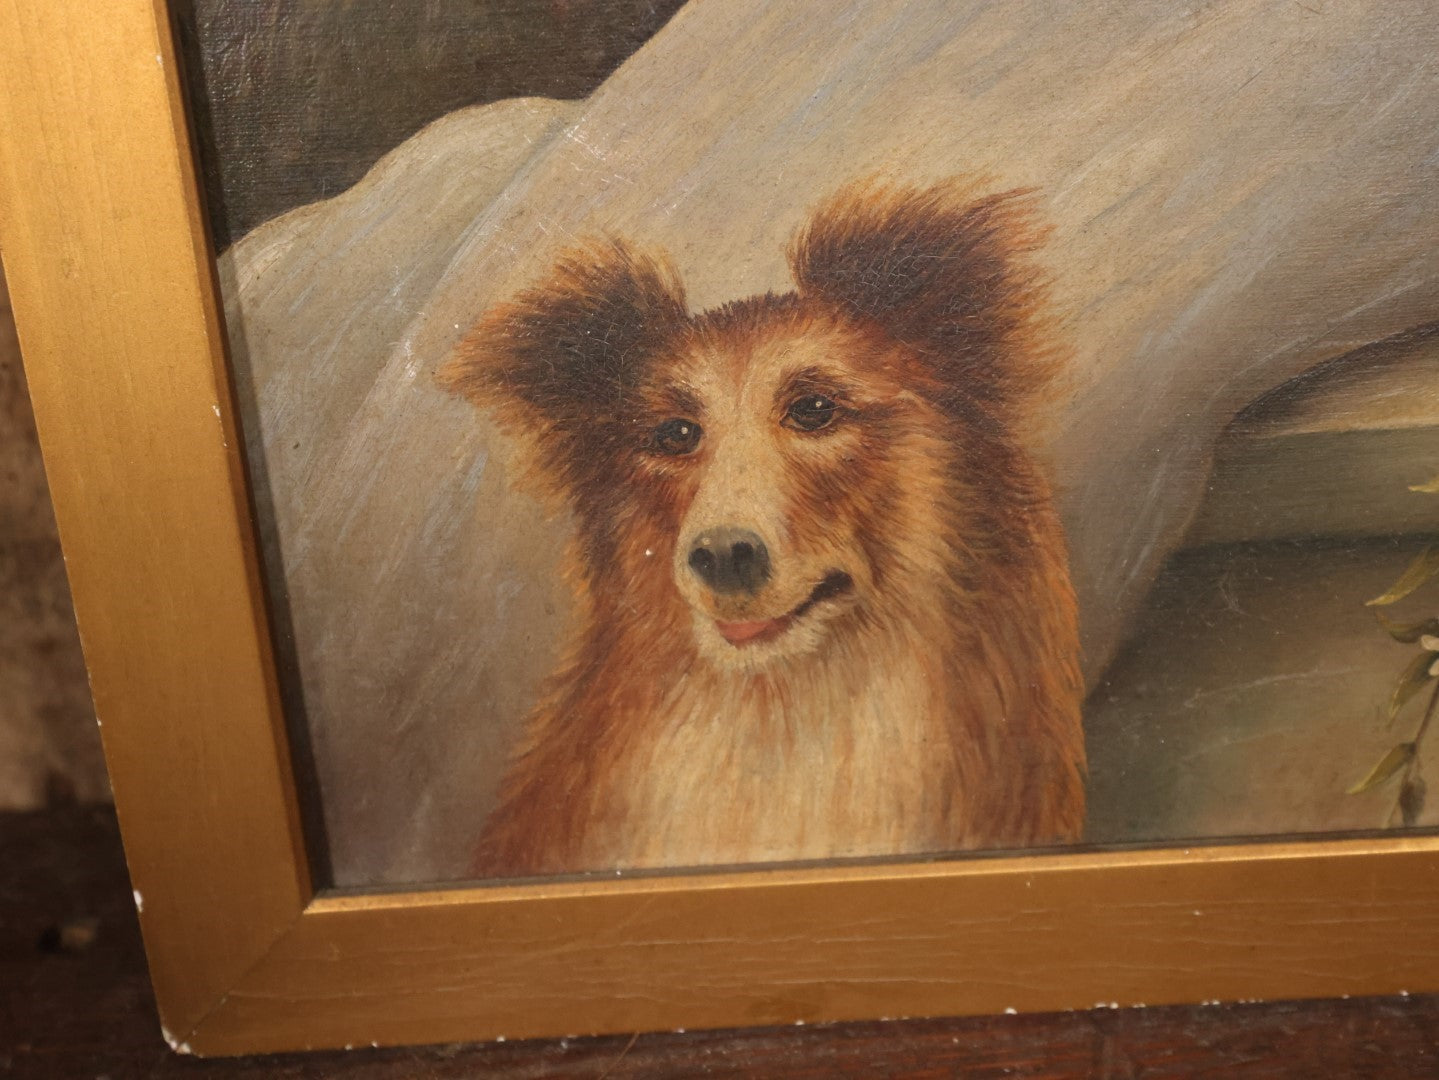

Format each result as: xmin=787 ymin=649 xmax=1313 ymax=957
xmin=441 ymin=179 xmax=1054 ymax=668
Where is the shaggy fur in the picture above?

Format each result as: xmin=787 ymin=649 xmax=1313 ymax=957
xmin=441 ymin=178 xmax=1085 ymax=877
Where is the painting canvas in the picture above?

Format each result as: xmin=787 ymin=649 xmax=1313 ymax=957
xmin=179 ymin=1 xmax=1439 ymax=889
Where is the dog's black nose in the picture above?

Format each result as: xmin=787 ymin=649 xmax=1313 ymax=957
xmin=687 ymin=527 xmax=771 ymax=594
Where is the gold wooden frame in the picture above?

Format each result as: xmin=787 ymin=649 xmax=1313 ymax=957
xmin=4 ymin=0 xmax=1438 ymax=1057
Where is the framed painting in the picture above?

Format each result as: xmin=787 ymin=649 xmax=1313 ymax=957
xmin=2 ymin=0 xmax=1438 ymax=1057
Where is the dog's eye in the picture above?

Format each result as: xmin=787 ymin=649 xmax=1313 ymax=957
xmin=784 ymin=394 xmax=839 ymax=432
xmin=651 ymin=418 xmax=703 ymax=456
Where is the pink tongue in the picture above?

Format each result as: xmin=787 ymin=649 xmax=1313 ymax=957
xmin=716 ymin=618 xmax=785 ymax=645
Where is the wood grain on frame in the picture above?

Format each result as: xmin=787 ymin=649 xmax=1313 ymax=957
xmin=3 ymin=0 xmax=1439 ymax=1057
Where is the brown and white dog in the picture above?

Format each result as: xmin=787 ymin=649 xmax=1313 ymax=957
xmin=441 ymin=178 xmax=1085 ymax=877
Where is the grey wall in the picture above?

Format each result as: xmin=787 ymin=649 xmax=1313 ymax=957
xmin=0 ymin=272 xmax=105 ymax=810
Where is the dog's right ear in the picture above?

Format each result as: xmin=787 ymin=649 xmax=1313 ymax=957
xmin=790 ymin=178 xmax=1054 ymax=425
xmin=439 ymin=238 xmax=688 ymax=480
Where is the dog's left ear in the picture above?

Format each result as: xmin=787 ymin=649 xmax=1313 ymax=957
xmin=790 ymin=178 xmax=1054 ymax=420
xmin=439 ymin=238 xmax=688 ymax=480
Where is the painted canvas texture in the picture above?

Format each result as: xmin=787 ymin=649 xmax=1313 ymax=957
xmin=194 ymin=0 xmax=1439 ymax=887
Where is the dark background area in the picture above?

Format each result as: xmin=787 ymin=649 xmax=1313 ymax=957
xmin=171 ymin=0 xmax=687 ymax=249
xmin=0 ymin=271 xmax=106 ymax=812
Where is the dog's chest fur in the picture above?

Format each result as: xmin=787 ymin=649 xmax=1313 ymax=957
xmin=588 ymin=642 xmax=959 ymax=869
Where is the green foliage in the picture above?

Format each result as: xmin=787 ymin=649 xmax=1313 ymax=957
xmin=1388 ymin=651 xmax=1439 ymax=726
xmin=1351 ymin=478 xmax=1439 ymax=826
xmin=1348 ymin=742 xmax=1415 ymax=795
xmin=1410 ymin=474 xmax=1439 ymax=494
xmin=1375 ymin=612 xmax=1439 ymax=644
xmin=1366 ymin=547 xmax=1439 ymax=607
xmin=1400 ymin=776 xmax=1428 ymax=827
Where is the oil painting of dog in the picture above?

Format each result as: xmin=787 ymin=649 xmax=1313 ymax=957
xmin=441 ymin=180 xmax=1086 ymax=876
xmin=194 ymin=2 xmax=1438 ymax=888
